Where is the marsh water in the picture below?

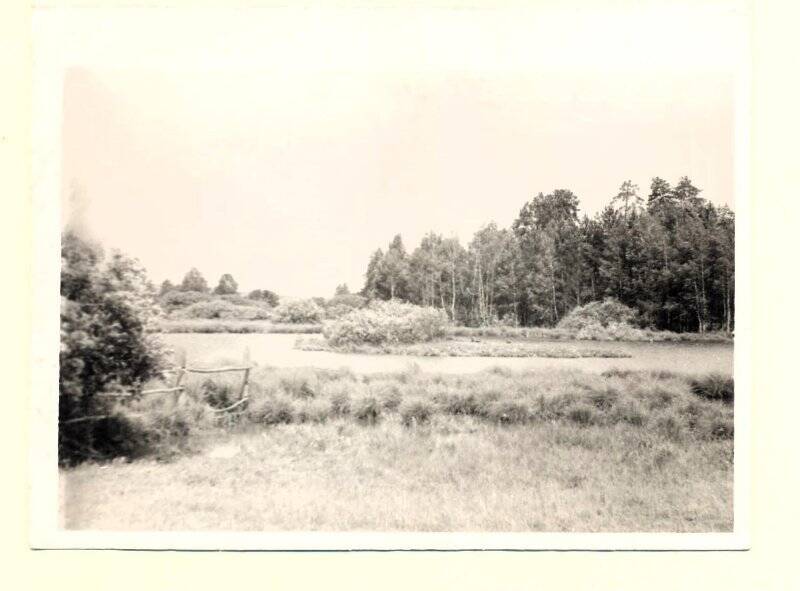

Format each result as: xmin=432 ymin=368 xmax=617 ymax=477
xmin=161 ymin=333 xmax=733 ymax=376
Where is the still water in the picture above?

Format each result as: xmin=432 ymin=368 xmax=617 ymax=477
xmin=160 ymin=333 xmax=733 ymax=376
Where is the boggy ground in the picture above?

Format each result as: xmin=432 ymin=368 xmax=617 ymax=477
xmin=60 ymin=367 xmax=734 ymax=532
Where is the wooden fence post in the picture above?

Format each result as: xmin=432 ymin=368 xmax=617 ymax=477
xmin=173 ymin=348 xmax=187 ymax=408
xmin=239 ymin=347 xmax=251 ymax=401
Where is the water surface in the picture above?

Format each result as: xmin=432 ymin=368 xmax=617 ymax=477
xmin=160 ymin=333 xmax=733 ymax=376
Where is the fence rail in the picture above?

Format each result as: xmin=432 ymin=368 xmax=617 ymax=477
xmin=61 ymin=348 xmax=253 ymax=424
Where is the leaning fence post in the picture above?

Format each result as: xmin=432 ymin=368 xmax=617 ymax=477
xmin=239 ymin=347 xmax=251 ymax=401
xmin=173 ymin=348 xmax=187 ymax=408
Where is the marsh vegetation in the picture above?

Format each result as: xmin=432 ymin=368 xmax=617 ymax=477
xmin=60 ymin=366 xmax=733 ymax=531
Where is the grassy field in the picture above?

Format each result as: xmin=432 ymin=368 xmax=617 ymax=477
xmin=60 ymin=367 xmax=733 ymax=531
xmin=294 ymin=336 xmax=632 ymax=358
xmin=62 ymin=417 xmax=732 ymax=532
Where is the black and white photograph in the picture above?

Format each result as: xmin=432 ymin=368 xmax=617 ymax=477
xmin=28 ymin=0 xmax=750 ymax=550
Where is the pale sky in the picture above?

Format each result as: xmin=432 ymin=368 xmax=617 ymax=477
xmin=59 ymin=3 xmax=744 ymax=298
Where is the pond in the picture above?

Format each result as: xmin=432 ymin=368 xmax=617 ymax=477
xmin=160 ymin=333 xmax=734 ymax=376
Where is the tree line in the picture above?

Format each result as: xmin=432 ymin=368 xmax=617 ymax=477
xmin=159 ymin=269 xmax=280 ymax=307
xmin=360 ymin=177 xmax=734 ymax=333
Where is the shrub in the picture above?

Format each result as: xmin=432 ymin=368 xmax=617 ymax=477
xmin=325 ymin=294 xmax=367 ymax=318
xmin=558 ymin=298 xmax=639 ymax=330
xmin=273 ymin=299 xmax=324 ymax=324
xmin=322 ymin=300 xmax=448 ymax=347
xmin=175 ymin=298 xmax=271 ymax=320
xmin=59 ymin=231 xmax=169 ymax=465
xmin=400 ymin=399 xmax=434 ymax=426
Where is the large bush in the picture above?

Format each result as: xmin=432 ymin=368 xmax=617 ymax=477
xmin=60 ymin=230 xmax=169 ymax=465
xmin=322 ymin=300 xmax=447 ymax=346
xmin=557 ymin=298 xmax=639 ymax=330
xmin=323 ymin=293 xmax=368 ymax=320
xmin=273 ymin=299 xmax=324 ymax=324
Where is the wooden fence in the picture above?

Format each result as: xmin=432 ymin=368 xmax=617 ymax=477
xmin=63 ymin=349 xmax=254 ymax=425
xmin=142 ymin=348 xmax=253 ymax=412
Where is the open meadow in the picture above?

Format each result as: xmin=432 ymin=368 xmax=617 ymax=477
xmin=60 ymin=364 xmax=734 ymax=531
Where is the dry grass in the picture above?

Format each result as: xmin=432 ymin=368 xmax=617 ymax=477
xmin=60 ymin=366 xmax=733 ymax=532
xmin=61 ymin=415 xmax=732 ymax=532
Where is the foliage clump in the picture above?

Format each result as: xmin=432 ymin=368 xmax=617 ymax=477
xmin=557 ymin=298 xmax=639 ymax=330
xmin=273 ymin=299 xmax=324 ymax=324
xmin=60 ymin=230 xmax=169 ymax=465
xmin=175 ymin=298 xmax=271 ymax=320
xmin=322 ymin=300 xmax=448 ymax=347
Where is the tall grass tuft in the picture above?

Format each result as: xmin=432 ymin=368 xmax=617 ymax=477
xmin=400 ymin=399 xmax=434 ymax=427
xmin=353 ymin=396 xmax=382 ymax=425
xmin=690 ymin=374 xmax=734 ymax=403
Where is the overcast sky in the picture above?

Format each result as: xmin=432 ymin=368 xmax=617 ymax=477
xmin=60 ymin=3 xmax=744 ymax=298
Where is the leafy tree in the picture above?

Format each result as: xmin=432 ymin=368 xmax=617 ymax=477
xmin=362 ymin=248 xmax=386 ymax=299
xmin=647 ymin=177 xmax=674 ymax=212
xmin=334 ymin=283 xmax=350 ymax=296
xmin=247 ymin=289 xmax=280 ymax=307
xmin=60 ymin=230 xmax=167 ymax=465
xmin=612 ymin=180 xmax=643 ymax=217
xmin=359 ymin=176 xmax=734 ymax=332
xmin=180 ymin=267 xmax=209 ymax=293
xmin=382 ymin=235 xmax=410 ymax=300
xmin=159 ymin=279 xmax=175 ymax=295
xmin=213 ymin=273 xmax=239 ymax=295
xmin=409 ymin=232 xmax=446 ymax=308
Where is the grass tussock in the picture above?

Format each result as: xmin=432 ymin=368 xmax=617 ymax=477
xmin=64 ymin=366 xmax=734 ymax=494
xmin=131 ymin=365 xmax=733 ymax=445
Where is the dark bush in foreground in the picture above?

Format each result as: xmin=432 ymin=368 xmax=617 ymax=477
xmin=59 ymin=230 xmax=169 ymax=465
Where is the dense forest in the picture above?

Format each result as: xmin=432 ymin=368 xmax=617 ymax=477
xmin=360 ymin=177 xmax=735 ymax=333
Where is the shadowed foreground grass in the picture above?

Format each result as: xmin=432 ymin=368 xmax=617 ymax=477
xmin=60 ymin=367 xmax=733 ymax=532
